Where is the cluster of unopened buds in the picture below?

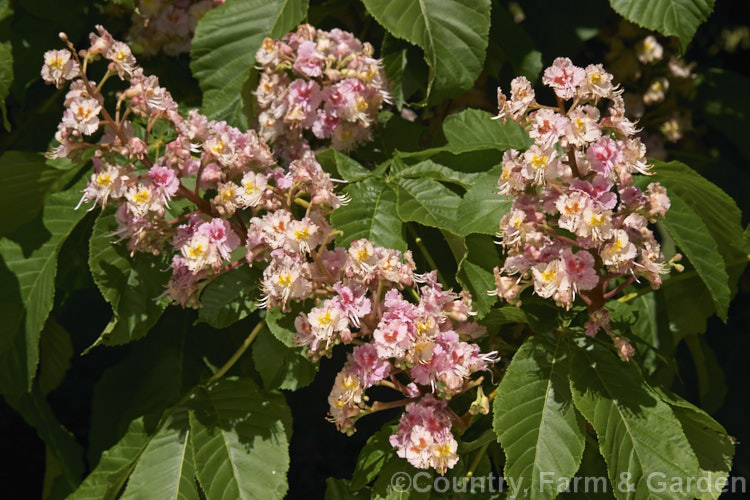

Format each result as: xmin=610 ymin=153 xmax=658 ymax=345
xmin=126 ymin=0 xmax=225 ymax=57
xmin=254 ymin=24 xmax=390 ymax=162
xmin=493 ymin=57 xmax=675 ymax=360
xmin=42 ymin=26 xmax=494 ymax=475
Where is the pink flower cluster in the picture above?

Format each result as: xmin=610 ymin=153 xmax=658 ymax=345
xmin=254 ymin=24 xmax=390 ymax=162
xmin=493 ymin=58 xmax=672 ymax=353
xmin=313 ymin=267 xmax=495 ymax=431
xmin=126 ymin=0 xmax=225 ymax=57
xmin=389 ymin=395 xmax=459 ymax=474
xmin=43 ymin=28 xmax=495 ymax=474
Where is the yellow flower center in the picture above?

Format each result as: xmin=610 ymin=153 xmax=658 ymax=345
xmin=133 ymin=189 xmax=150 ymax=204
xmin=589 ymin=73 xmax=601 ymax=84
xmin=277 ymin=273 xmax=292 ymax=287
xmin=541 ymin=269 xmax=557 ymax=282
xmin=318 ymin=311 xmax=333 ymax=326
xmin=356 ymin=248 xmax=370 ymax=262
xmin=436 ymin=443 xmax=452 ymax=457
xmin=96 ymin=173 xmax=112 ymax=187
xmin=221 ymin=187 xmax=235 ymax=201
xmin=211 ymin=140 xmax=226 ymax=155
xmin=294 ymin=227 xmax=310 ymax=241
xmin=531 ymin=154 xmax=547 ymax=168
xmin=588 ymin=213 xmax=604 ymax=227
xmin=76 ymin=106 xmax=92 ymax=119
xmin=50 ymin=57 xmax=65 ymax=70
xmin=355 ymin=96 xmax=368 ymax=112
xmin=187 ymin=243 xmax=205 ymax=259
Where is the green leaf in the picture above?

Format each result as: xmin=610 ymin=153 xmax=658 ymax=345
xmin=88 ymin=212 xmax=169 ymax=347
xmin=455 ymin=234 xmax=498 ymax=317
xmin=443 ymin=108 xmax=533 ymax=152
xmin=252 ymin=327 xmax=317 ymax=391
xmin=456 ymin=164 xmax=510 ymax=236
xmin=120 ymin=407 xmax=198 ymax=500
xmin=653 ymin=190 xmax=730 ymax=320
xmin=486 ymin=4 xmax=542 ymax=82
xmin=326 ymin=478 xmax=372 ymax=500
xmin=316 ymin=149 xmax=373 ymax=182
xmin=569 ymin=340 xmax=701 ymax=500
xmin=190 ymin=0 xmax=309 ymax=127
xmin=361 ymin=0 xmax=491 ymax=104
xmin=609 ymin=0 xmax=715 ymax=50
xmin=351 ymin=424 xmax=397 ymax=490
xmin=394 ymin=177 xmax=460 ymax=232
xmin=330 ymin=177 xmax=407 ymax=251
xmin=0 ymin=151 xmax=66 ymax=237
xmin=697 ymin=69 xmax=750 ymax=161
xmin=649 ymin=161 xmax=747 ymax=276
xmin=199 ymin=266 xmax=261 ymax=328
xmin=0 ymin=40 xmax=12 ymax=130
xmin=86 ymin=310 xmax=199 ymax=465
xmin=189 ymin=377 xmax=291 ymax=500
xmin=684 ymin=334 xmax=727 ymax=414
xmin=391 ymin=158 xmax=480 ymax=188
xmin=69 ymin=417 xmax=151 ymax=500
xmin=559 ymin=437 xmax=615 ymax=499
xmin=38 ymin=318 xmax=73 ymax=395
xmin=5 ymin=386 xmax=84 ymax=497
xmin=493 ymin=334 xmax=585 ymax=499
xmin=655 ymin=389 xmax=734 ymax=500
xmin=0 ymin=180 xmax=88 ymax=394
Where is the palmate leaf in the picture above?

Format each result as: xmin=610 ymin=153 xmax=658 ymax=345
xmin=361 ymin=0 xmax=491 ymax=104
xmin=493 ymin=333 xmax=586 ymax=499
xmin=120 ymin=407 xmax=198 ymax=500
xmin=442 ymin=108 xmax=532 ymax=152
xmin=391 ymin=158 xmax=480 ymax=189
xmin=37 ymin=318 xmax=73 ymax=395
xmin=316 ymin=148 xmax=373 ymax=183
xmin=330 ymin=177 xmax=407 ymax=252
xmin=455 ymin=234 xmax=498 ymax=317
xmin=75 ymin=378 xmax=292 ymax=500
xmin=190 ymin=0 xmax=309 ymax=127
xmin=609 ymin=0 xmax=715 ymax=50
xmin=394 ymin=176 xmax=461 ymax=233
xmin=0 ymin=151 xmax=67 ymax=237
xmin=654 ymin=388 xmax=734 ymax=500
xmin=636 ymin=161 xmax=747 ymax=322
xmin=6 ymin=385 xmax=85 ymax=498
xmin=0 ymin=39 xmax=12 ymax=130
xmin=569 ymin=340 xmax=701 ymax=500
xmin=456 ymin=164 xmax=510 ymax=236
xmin=252 ymin=327 xmax=317 ymax=391
xmin=189 ymin=378 xmax=292 ymax=500
xmin=69 ymin=417 xmax=152 ymax=500
xmin=199 ymin=265 xmax=262 ymax=329
xmin=88 ymin=212 xmax=169 ymax=348
xmin=0 ymin=178 xmax=88 ymax=394
xmin=658 ymin=194 xmax=730 ymax=320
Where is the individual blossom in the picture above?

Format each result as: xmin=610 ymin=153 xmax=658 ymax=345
xmin=41 ymin=50 xmax=79 ymax=87
xmin=636 ymin=35 xmax=663 ymax=64
xmin=63 ymin=97 xmax=102 ymax=135
xmin=542 ymin=57 xmax=586 ymax=100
